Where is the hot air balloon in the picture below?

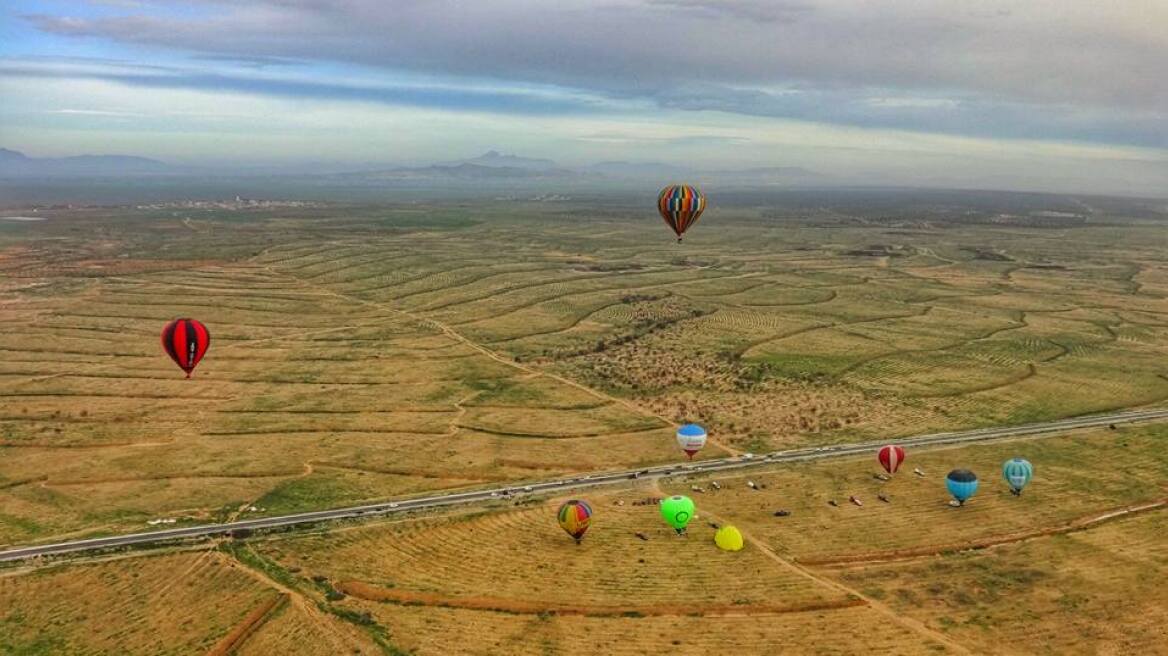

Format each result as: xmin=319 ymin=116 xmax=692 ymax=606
xmin=877 ymin=444 xmax=905 ymax=475
xmin=557 ymin=499 xmax=593 ymax=544
xmin=660 ymin=495 xmax=695 ymax=534
xmin=945 ymin=469 xmax=979 ymax=506
xmin=1002 ymin=458 xmax=1033 ymax=496
xmin=676 ymin=424 xmax=707 ymax=460
xmin=714 ymin=525 xmax=744 ymax=551
xmin=161 ymin=318 xmax=210 ymax=378
xmin=657 ymin=184 xmax=706 ymax=242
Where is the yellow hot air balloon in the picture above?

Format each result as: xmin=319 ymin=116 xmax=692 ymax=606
xmin=714 ymin=525 xmax=744 ymax=552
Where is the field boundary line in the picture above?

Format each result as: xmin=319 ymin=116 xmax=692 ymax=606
xmin=204 ymin=593 xmax=288 ymax=656
xmin=801 ymin=497 xmax=1168 ymax=568
xmin=262 ymin=263 xmax=743 ymax=456
xmin=217 ymin=549 xmax=373 ymax=653
xmin=335 ymin=579 xmax=867 ymax=617
xmin=690 ymin=482 xmax=972 ymax=655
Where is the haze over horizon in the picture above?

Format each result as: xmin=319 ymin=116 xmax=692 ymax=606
xmin=1 ymin=1 xmax=1165 ymax=196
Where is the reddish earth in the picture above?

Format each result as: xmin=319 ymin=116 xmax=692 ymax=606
xmin=336 ymin=580 xmax=866 ymax=617
xmin=206 ymin=593 xmax=287 ymax=656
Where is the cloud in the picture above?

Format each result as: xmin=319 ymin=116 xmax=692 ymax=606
xmin=48 ymin=108 xmax=145 ymax=116
xmin=0 ymin=59 xmax=607 ymax=116
xmin=8 ymin=0 xmax=1167 ymax=152
xmin=646 ymin=0 xmax=812 ymax=23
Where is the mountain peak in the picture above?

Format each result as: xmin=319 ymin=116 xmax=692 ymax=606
xmin=459 ymin=150 xmax=558 ymax=170
xmin=0 ymin=148 xmax=30 ymax=161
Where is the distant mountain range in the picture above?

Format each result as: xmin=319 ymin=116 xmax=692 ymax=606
xmin=0 ymin=147 xmax=826 ymax=186
xmin=330 ymin=152 xmax=825 ymax=186
xmin=0 ymin=148 xmax=176 ymax=177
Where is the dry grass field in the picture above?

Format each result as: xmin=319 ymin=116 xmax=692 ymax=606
xmin=5 ymin=423 xmax=1157 ymax=654
xmin=1 ymin=193 xmax=1166 ymax=653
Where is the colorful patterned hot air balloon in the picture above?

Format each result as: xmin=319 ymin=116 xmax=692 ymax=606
xmin=878 ymin=445 xmax=905 ymax=474
xmin=557 ymin=499 xmax=593 ymax=544
xmin=676 ymin=424 xmax=708 ymax=460
xmin=657 ymin=184 xmax=706 ymax=242
xmin=161 ymin=318 xmax=210 ymax=378
xmin=945 ymin=469 xmax=979 ymax=506
xmin=1002 ymin=458 xmax=1033 ymax=496
xmin=714 ymin=525 xmax=744 ymax=552
xmin=660 ymin=495 xmax=695 ymax=534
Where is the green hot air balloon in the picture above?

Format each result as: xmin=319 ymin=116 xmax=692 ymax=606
xmin=660 ymin=495 xmax=695 ymax=534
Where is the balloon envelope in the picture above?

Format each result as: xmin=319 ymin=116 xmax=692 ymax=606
xmin=714 ymin=525 xmax=744 ymax=551
xmin=657 ymin=184 xmax=706 ymax=241
xmin=161 ymin=318 xmax=210 ymax=378
xmin=878 ymin=445 xmax=905 ymax=474
xmin=660 ymin=495 xmax=695 ymax=532
xmin=946 ymin=469 xmax=979 ymax=504
xmin=676 ymin=424 xmax=708 ymax=459
xmin=557 ymin=499 xmax=593 ymax=542
xmin=1002 ymin=458 xmax=1033 ymax=494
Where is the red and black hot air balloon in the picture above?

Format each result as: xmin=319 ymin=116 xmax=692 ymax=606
xmin=878 ymin=444 xmax=905 ymax=475
xmin=657 ymin=184 xmax=706 ymax=242
xmin=161 ymin=318 xmax=210 ymax=378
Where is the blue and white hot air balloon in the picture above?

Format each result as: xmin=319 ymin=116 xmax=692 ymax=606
xmin=1002 ymin=458 xmax=1033 ymax=496
xmin=676 ymin=424 xmax=707 ymax=460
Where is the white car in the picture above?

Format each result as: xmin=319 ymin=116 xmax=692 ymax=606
xmin=388 ymin=502 xmax=399 ymax=509
xmin=523 ymin=486 xmax=533 ymax=492
xmin=742 ymin=453 xmax=754 ymax=460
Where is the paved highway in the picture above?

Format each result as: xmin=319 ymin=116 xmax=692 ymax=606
xmin=3 ymin=407 xmax=1166 ymax=563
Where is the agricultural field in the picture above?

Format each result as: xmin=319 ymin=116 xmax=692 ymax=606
xmin=0 ymin=192 xmax=1166 ymax=653
xmin=3 ymin=423 xmax=1161 ymax=654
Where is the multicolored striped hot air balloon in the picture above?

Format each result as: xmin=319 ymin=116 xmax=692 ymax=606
xmin=945 ymin=469 xmax=979 ymax=506
xmin=557 ymin=499 xmax=593 ymax=544
xmin=878 ymin=444 xmax=905 ymax=474
xmin=657 ymin=184 xmax=706 ymax=242
xmin=676 ymin=424 xmax=708 ymax=460
xmin=161 ymin=318 xmax=210 ymax=378
xmin=1002 ymin=458 xmax=1033 ymax=496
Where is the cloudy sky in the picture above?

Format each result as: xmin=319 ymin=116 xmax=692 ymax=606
xmin=1 ymin=0 xmax=1165 ymax=194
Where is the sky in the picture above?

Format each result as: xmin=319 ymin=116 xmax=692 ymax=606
xmin=1 ymin=0 xmax=1165 ymax=194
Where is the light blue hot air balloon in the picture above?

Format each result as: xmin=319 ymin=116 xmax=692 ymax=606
xmin=1002 ymin=458 xmax=1033 ymax=496
xmin=946 ymin=469 xmax=979 ymax=506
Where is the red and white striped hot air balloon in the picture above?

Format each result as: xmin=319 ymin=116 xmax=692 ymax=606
xmin=877 ymin=445 xmax=905 ymax=475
